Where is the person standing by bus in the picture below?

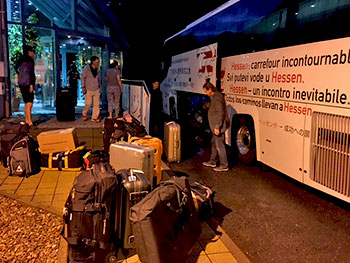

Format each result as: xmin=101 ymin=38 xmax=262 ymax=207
xmin=202 ymin=81 xmax=229 ymax=172
xmin=17 ymin=45 xmax=36 ymax=129
xmin=105 ymin=60 xmax=123 ymax=118
xmin=150 ymin=79 xmax=162 ymax=137
xmin=81 ymin=56 xmax=101 ymax=122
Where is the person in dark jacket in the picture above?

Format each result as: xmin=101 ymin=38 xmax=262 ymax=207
xmin=17 ymin=45 xmax=36 ymax=128
xmin=150 ymin=79 xmax=162 ymax=137
xmin=67 ymin=63 xmax=80 ymax=106
xmin=202 ymin=81 xmax=229 ymax=172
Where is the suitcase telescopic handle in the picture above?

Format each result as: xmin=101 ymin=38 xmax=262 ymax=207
xmin=129 ymin=169 xmax=144 ymax=182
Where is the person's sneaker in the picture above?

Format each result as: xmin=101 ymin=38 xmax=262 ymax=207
xmin=202 ymin=161 xmax=216 ymax=168
xmin=213 ymin=165 xmax=229 ymax=172
xmin=82 ymin=115 xmax=88 ymax=121
xmin=91 ymin=118 xmax=101 ymax=123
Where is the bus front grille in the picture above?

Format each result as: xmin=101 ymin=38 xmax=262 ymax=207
xmin=310 ymin=112 xmax=350 ymax=196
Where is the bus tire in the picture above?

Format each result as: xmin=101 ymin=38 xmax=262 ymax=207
xmin=234 ymin=115 xmax=256 ymax=165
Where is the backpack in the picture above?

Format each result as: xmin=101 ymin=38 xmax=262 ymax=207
xmin=9 ymin=136 xmax=40 ymax=177
xmin=0 ymin=120 xmax=29 ymax=167
xmin=62 ymin=162 xmax=118 ymax=262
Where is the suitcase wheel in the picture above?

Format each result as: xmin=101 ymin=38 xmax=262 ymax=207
xmin=105 ymin=253 xmax=118 ymax=263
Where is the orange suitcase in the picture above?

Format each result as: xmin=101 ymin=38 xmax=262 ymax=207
xmin=129 ymin=135 xmax=163 ymax=186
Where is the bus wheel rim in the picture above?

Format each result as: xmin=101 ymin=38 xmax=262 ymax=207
xmin=236 ymin=125 xmax=251 ymax=155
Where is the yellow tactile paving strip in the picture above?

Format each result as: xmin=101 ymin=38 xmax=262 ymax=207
xmin=0 ymin=163 xmax=246 ymax=263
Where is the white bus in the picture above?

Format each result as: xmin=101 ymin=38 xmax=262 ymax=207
xmin=160 ymin=0 xmax=350 ymax=202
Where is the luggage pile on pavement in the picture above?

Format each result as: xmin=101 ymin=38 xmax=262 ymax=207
xmin=0 ymin=116 xmax=215 ymax=262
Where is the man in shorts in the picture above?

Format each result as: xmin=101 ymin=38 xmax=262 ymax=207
xmin=17 ymin=45 xmax=36 ymax=128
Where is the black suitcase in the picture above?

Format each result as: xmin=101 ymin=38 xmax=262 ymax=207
xmin=0 ymin=120 xmax=29 ymax=167
xmin=130 ymin=176 xmax=201 ymax=263
xmin=56 ymin=87 xmax=75 ymax=121
xmin=62 ymin=162 xmax=119 ymax=263
xmin=9 ymin=136 xmax=40 ymax=177
xmin=102 ymin=118 xmax=127 ymax=152
xmin=116 ymin=169 xmax=151 ymax=250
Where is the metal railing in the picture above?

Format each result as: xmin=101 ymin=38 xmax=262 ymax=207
xmin=121 ymin=79 xmax=150 ymax=134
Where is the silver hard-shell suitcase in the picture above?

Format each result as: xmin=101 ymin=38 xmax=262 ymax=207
xmin=164 ymin=121 xmax=181 ymax=163
xmin=109 ymin=142 xmax=155 ymax=188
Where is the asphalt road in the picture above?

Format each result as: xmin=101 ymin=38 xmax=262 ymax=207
xmin=169 ymin=145 xmax=350 ymax=263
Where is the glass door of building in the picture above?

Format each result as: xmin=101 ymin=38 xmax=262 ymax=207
xmin=60 ymin=43 xmax=102 ymax=106
xmin=7 ymin=25 xmax=56 ymax=114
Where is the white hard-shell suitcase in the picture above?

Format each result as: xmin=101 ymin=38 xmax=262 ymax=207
xmin=164 ymin=121 xmax=181 ymax=163
xmin=109 ymin=142 xmax=155 ymax=189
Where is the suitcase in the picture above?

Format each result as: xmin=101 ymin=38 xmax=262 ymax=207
xmin=109 ymin=142 xmax=155 ymax=189
xmin=40 ymin=144 xmax=87 ymax=171
xmin=116 ymin=169 xmax=151 ymax=249
xmin=9 ymin=136 xmax=40 ymax=177
xmin=0 ymin=120 xmax=29 ymax=167
xmin=129 ymin=135 xmax=163 ymax=185
xmin=56 ymin=87 xmax=75 ymax=121
xmin=164 ymin=121 xmax=181 ymax=163
xmin=102 ymin=118 xmax=127 ymax=152
xmin=62 ymin=162 xmax=118 ymax=263
xmin=130 ymin=176 xmax=201 ymax=263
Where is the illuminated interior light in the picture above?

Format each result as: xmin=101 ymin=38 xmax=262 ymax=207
xmin=67 ymin=35 xmax=71 ymax=39
xmin=311 ymin=4 xmax=315 ymax=8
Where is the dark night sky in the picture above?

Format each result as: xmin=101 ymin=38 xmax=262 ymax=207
xmin=106 ymin=0 xmax=228 ymax=82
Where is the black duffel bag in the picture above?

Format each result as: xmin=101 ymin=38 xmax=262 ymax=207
xmin=190 ymin=181 xmax=215 ymax=221
xmin=130 ymin=176 xmax=201 ymax=263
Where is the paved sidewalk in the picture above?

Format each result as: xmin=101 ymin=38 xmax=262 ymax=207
xmin=0 ymin=163 xmax=250 ymax=263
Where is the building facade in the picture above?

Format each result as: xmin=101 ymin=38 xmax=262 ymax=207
xmin=3 ymin=0 xmax=128 ymax=116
